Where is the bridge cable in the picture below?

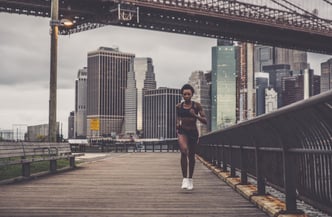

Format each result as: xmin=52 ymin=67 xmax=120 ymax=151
xmin=279 ymin=0 xmax=319 ymax=18
xmin=269 ymin=0 xmax=296 ymax=13
xmin=321 ymin=0 xmax=332 ymax=6
xmin=270 ymin=0 xmax=332 ymax=28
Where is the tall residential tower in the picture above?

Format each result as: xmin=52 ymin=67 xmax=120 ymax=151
xmin=75 ymin=67 xmax=87 ymax=138
xmin=87 ymin=47 xmax=135 ymax=138
xmin=143 ymin=88 xmax=181 ymax=139
xmin=134 ymin=57 xmax=156 ymax=135
xmin=188 ymin=70 xmax=211 ymax=136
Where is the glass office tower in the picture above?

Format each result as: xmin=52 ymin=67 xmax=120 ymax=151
xmin=211 ymin=42 xmax=239 ymax=131
xmin=321 ymin=58 xmax=332 ymax=93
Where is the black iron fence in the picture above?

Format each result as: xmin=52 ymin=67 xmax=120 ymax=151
xmin=198 ymin=90 xmax=332 ymax=215
xmin=80 ymin=139 xmax=179 ymax=153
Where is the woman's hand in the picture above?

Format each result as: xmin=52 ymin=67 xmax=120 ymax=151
xmin=189 ymin=109 xmax=197 ymax=118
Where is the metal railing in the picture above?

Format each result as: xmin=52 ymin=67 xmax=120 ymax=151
xmin=85 ymin=139 xmax=179 ymax=153
xmin=198 ymin=90 xmax=332 ymax=215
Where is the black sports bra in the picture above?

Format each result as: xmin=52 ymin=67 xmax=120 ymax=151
xmin=177 ymin=101 xmax=197 ymax=118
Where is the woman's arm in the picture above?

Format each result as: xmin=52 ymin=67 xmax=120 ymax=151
xmin=190 ymin=103 xmax=207 ymax=125
xmin=176 ymin=103 xmax=182 ymax=130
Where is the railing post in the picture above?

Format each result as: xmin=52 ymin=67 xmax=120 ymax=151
xmin=255 ymin=146 xmax=265 ymax=195
xmin=230 ymin=145 xmax=236 ymax=177
xmin=283 ymin=147 xmax=299 ymax=213
xmin=217 ymin=144 xmax=221 ymax=168
xmin=240 ymin=146 xmax=248 ymax=184
xmin=69 ymin=156 xmax=75 ymax=168
xmin=22 ymin=162 xmax=30 ymax=177
xmin=50 ymin=159 xmax=57 ymax=173
xmin=222 ymin=145 xmax=227 ymax=172
xmin=212 ymin=144 xmax=216 ymax=166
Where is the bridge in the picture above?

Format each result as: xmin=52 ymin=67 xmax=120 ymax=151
xmin=0 ymin=0 xmax=332 ymax=54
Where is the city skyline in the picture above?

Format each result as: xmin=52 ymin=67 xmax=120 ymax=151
xmin=0 ymin=13 xmax=331 ymax=138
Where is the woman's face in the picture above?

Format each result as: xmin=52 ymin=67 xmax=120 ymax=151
xmin=182 ymin=89 xmax=193 ymax=102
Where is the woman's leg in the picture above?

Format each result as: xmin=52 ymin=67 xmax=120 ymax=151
xmin=178 ymin=133 xmax=188 ymax=178
xmin=188 ymin=144 xmax=196 ymax=179
xmin=188 ymin=136 xmax=197 ymax=178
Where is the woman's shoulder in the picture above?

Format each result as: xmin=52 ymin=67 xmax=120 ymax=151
xmin=193 ymin=101 xmax=202 ymax=109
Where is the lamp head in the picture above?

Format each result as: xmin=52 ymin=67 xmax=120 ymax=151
xmin=60 ymin=19 xmax=74 ymax=27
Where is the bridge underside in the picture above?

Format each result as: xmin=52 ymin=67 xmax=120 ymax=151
xmin=0 ymin=0 xmax=332 ymax=54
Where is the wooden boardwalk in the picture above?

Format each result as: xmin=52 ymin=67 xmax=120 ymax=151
xmin=0 ymin=153 xmax=268 ymax=217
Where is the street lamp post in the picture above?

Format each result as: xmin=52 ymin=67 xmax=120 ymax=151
xmin=49 ymin=0 xmax=59 ymax=142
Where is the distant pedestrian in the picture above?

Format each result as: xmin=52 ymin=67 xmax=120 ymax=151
xmin=176 ymin=84 xmax=207 ymax=190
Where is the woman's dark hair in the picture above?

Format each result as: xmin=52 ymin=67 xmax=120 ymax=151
xmin=181 ymin=84 xmax=195 ymax=94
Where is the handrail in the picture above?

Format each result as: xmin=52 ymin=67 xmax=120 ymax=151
xmin=198 ymin=90 xmax=332 ymax=215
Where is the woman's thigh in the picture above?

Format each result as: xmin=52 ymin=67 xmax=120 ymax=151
xmin=187 ymin=133 xmax=198 ymax=155
xmin=177 ymin=133 xmax=188 ymax=153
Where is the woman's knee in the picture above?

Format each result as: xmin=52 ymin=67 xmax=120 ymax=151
xmin=180 ymin=147 xmax=188 ymax=155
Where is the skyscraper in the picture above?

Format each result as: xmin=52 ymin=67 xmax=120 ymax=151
xmin=254 ymin=45 xmax=274 ymax=72
xmin=68 ymin=111 xmax=75 ymax=139
xmin=75 ymin=67 xmax=87 ymax=138
xmin=255 ymin=72 xmax=269 ymax=116
xmin=321 ymin=58 xmax=332 ymax=92
xmin=211 ymin=41 xmax=239 ymax=130
xmin=254 ymin=46 xmax=308 ymax=74
xmin=262 ymin=64 xmax=291 ymax=108
xmin=87 ymin=47 xmax=135 ymax=138
xmin=274 ymin=48 xmax=308 ymax=73
xmin=134 ymin=57 xmax=156 ymax=135
xmin=282 ymin=69 xmax=320 ymax=106
xmin=282 ymin=75 xmax=304 ymax=106
xmin=125 ymin=63 xmax=137 ymax=135
xmin=143 ymin=88 xmax=181 ymax=139
xmin=188 ymin=70 xmax=211 ymax=136
xmin=265 ymin=88 xmax=278 ymax=113
xmin=238 ymin=42 xmax=255 ymax=121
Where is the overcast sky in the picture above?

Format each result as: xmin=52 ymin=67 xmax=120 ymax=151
xmin=0 ymin=12 xmax=331 ymax=138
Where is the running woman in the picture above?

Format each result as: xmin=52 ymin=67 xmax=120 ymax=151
xmin=176 ymin=84 xmax=207 ymax=190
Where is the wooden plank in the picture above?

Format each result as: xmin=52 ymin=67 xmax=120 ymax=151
xmin=0 ymin=153 xmax=268 ymax=217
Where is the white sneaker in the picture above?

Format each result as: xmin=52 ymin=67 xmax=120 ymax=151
xmin=181 ymin=178 xmax=189 ymax=189
xmin=187 ymin=178 xmax=193 ymax=190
